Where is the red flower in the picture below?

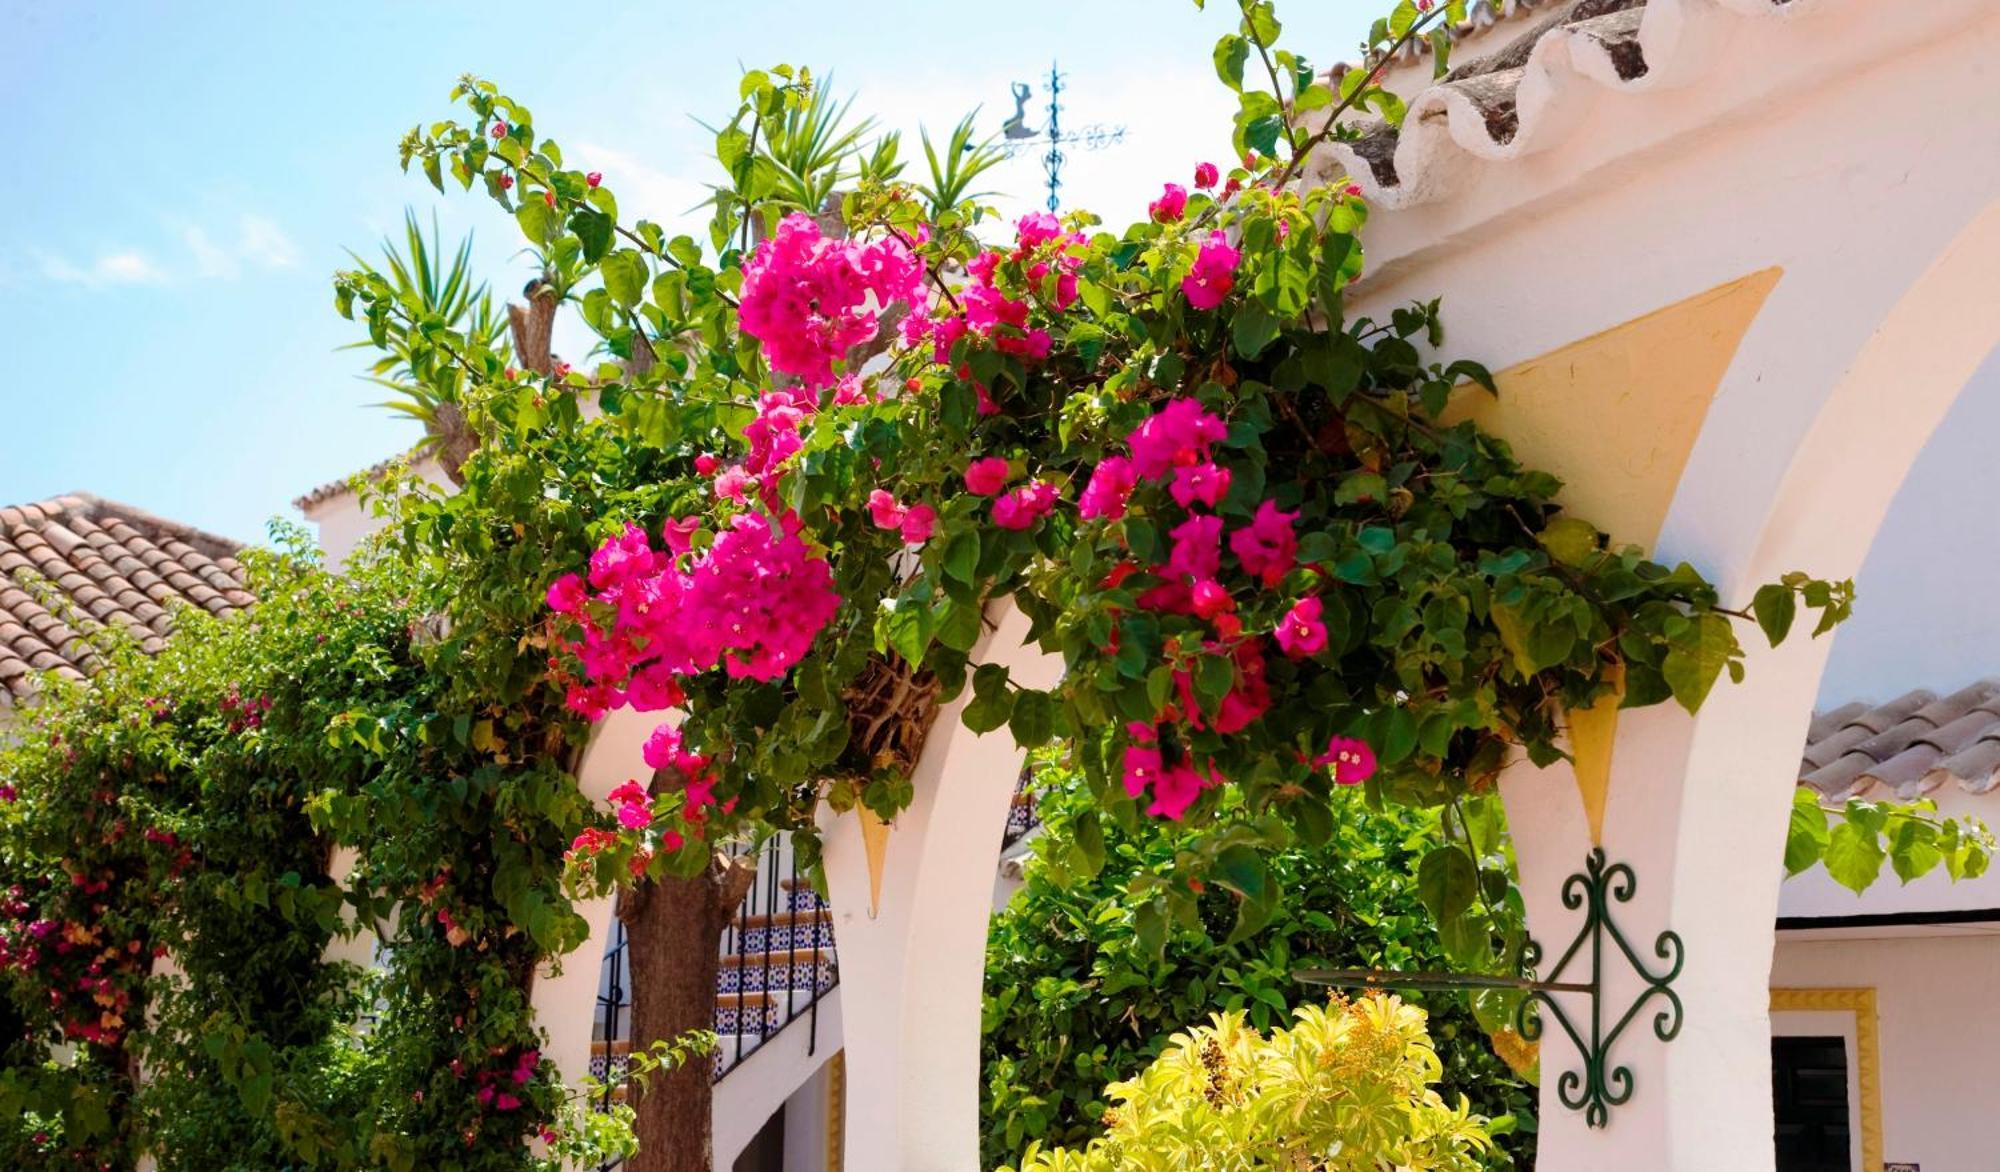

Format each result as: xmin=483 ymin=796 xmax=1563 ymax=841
xmin=587 ymin=171 xmax=603 ymax=188
xmin=490 ymin=121 xmax=508 ymax=139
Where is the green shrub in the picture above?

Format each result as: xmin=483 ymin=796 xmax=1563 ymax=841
xmin=1001 ymin=995 xmax=1492 ymax=1171
xmin=981 ymin=762 xmax=1534 ymax=1168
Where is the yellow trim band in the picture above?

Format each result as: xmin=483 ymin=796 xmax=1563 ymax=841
xmin=1770 ymin=987 xmax=1882 ymax=1172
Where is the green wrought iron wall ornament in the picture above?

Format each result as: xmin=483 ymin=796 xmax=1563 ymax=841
xmin=1297 ymin=847 xmax=1685 ymax=1128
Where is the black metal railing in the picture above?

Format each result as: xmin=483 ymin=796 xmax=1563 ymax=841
xmin=591 ymin=833 xmax=837 ymax=1114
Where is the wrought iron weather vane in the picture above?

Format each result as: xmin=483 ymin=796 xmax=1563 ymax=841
xmin=1001 ymin=63 xmax=1127 ymax=213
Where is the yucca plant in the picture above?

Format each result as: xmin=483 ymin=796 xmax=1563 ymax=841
xmin=342 ymin=209 xmax=509 ymax=454
xmin=756 ymin=75 xmax=878 ymax=212
xmin=917 ymin=112 xmax=1007 ymax=218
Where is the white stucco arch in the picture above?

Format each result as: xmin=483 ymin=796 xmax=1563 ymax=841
xmin=1332 ymin=3 xmax=2000 ymax=1167
xmin=818 ymin=601 xmax=1062 ymax=1171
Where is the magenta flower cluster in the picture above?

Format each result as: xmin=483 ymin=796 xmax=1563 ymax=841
xmin=548 ymin=510 xmax=841 ymax=720
xmin=737 ymin=212 xmax=925 ymax=389
xmin=1070 ymin=398 xmax=1376 ymax=817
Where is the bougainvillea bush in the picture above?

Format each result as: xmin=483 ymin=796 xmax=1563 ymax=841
xmin=0 ymin=538 xmax=624 ymax=1170
xmin=340 ymin=0 xmax=1851 ymax=971
xmin=982 ymin=756 xmax=1534 ymax=1169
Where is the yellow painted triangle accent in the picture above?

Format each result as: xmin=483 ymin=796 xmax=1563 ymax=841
xmin=1443 ymin=267 xmax=1782 ymax=548
xmin=1567 ymin=663 xmax=1625 ymax=847
xmin=858 ymin=806 xmax=892 ymax=919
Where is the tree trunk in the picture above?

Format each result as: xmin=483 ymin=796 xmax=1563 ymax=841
xmin=620 ymin=851 xmax=759 ymax=1172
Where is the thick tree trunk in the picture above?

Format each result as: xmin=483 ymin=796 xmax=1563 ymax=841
xmin=620 ymin=852 xmax=758 ymax=1172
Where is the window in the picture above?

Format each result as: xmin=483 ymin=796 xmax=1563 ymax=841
xmin=1769 ymin=988 xmax=1884 ymax=1171
xmin=1773 ymin=1035 xmax=1850 ymax=1171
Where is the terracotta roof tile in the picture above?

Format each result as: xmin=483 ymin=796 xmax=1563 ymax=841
xmin=1800 ymin=681 xmax=2000 ymax=801
xmin=1319 ymin=0 xmax=1804 ymax=212
xmin=0 ymin=494 xmax=252 ymax=707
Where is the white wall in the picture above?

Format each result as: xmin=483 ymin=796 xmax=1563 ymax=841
xmin=1772 ymin=931 xmax=2000 ymax=1171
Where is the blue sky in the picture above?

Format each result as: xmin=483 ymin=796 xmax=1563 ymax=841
xmin=0 ymin=0 xmax=1383 ymax=542
xmin=5 ymin=0 xmax=1994 ymax=705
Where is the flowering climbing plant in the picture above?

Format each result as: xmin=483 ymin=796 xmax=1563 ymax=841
xmin=338 ymin=0 xmax=1858 ymax=965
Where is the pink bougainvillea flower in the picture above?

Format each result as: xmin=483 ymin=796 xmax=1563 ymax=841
xmin=1170 ymin=461 xmax=1233 ymax=510
xmin=1230 ymin=500 xmax=1300 ymax=587
xmin=694 ymin=453 xmax=720 ymax=477
xmin=1193 ymin=161 xmax=1220 ymax=189
xmin=737 ymin=212 xmax=923 ymax=389
xmin=490 ymin=121 xmax=509 ymax=139
xmin=1190 ymin=579 xmax=1235 ymax=619
xmin=1016 ymin=211 xmax=1064 ymax=248
xmin=615 ymin=800 xmax=653 ymax=830
xmin=867 ymin=489 xmax=908 ymax=532
xmin=622 ymin=668 xmax=684 ymax=713
xmin=1166 ymin=514 xmax=1225 ymax=581
xmin=1149 ymin=182 xmax=1189 ymax=223
xmin=1274 ymin=596 xmax=1328 ymax=659
xmin=964 ymin=456 xmax=1012 ymax=496
xmin=546 ymin=573 xmax=587 ymax=615
xmin=899 ymin=504 xmax=937 ymax=545
xmin=586 ymin=171 xmax=603 ymax=188
xmin=1315 ymin=736 xmax=1378 ymax=785
xmin=1078 ymin=456 xmax=1138 ymax=521
xmin=1128 ymin=399 xmax=1229 ymax=479
xmin=993 ymin=481 xmax=1058 ymax=530
xmin=1147 ymin=760 xmax=1217 ymax=820
xmin=1182 ymin=231 xmax=1241 ymax=310
xmin=607 ymin=780 xmax=648 ymax=807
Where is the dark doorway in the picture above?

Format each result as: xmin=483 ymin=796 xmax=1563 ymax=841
xmin=1773 ymin=1035 xmax=1852 ymax=1172
xmin=732 ymin=1103 xmax=786 ymax=1172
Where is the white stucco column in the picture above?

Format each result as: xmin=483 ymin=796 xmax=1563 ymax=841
xmin=819 ymin=602 xmax=1062 ymax=1171
xmin=534 ymin=706 xmax=657 ymax=1090
xmin=1501 ymin=193 xmax=2000 ymax=1170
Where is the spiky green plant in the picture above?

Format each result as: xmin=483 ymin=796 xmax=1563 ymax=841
xmin=342 ymin=209 xmax=508 ymax=441
xmin=917 ymin=112 xmax=1007 ymax=217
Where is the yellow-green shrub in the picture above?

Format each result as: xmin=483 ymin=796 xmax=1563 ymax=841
xmin=1002 ymin=995 xmax=1491 ymax=1172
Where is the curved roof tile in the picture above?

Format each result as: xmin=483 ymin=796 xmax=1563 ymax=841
xmin=1317 ymin=0 xmax=1813 ymax=212
xmin=1801 ymin=680 xmax=2000 ymax=801
xmin=0 ymin=494 xmax=251 ymax=706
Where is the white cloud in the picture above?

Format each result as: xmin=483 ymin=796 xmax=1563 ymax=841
xmin=180 ymin=224 xmax=239 ymax=279
xmin=38 ymin=249 xmax=169 ymax=287
xmin=30 ymin=213 xmax=303 ymax=290
xmin=236 ymin=214 xmax=299 ymax=269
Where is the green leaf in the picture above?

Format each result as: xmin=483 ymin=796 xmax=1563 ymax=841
xmin=1823 ymin=820 xmax=1885 ymax=894
xmin=1231 ymin=303 xmax=1280 ymax=359
xmin=963 ymin=665 xmax=1015 ymax=733
xmin=514 ymin=198 xmax=558 ymax=245
xmin=1009 ymin=690 xmax=1056 ymax=749
xmin=1417 ymin=846 xmax=1477 ymax=922
xmin=1213 ymin=35 xmax=1250 ymax=92
xmin=1783 ymin=789 xmax=1830 ymax=876
xmin=1661 ymin=612 xmax=1736 ymax=714
xmin=1751 ymin=583 xmax=1797 ymax=647
xmin=568 ymin=207 xmax=613 ymax=263
xmin=601 ymin=249 xmax=647 ymax=309
xmin=1538 ymin=517 xmax=1599 ymax=568
xmin=1212 ymin=844 xmax=1268 ymax=903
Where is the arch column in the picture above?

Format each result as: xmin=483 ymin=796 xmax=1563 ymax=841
xmin=819 ymin=602 xmax=1062 ymax=1171
xmin=533 ymin=705 xmax=656 ymax=1092
xmin=1502 ymin=196 xmax=2000 ymax=1170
